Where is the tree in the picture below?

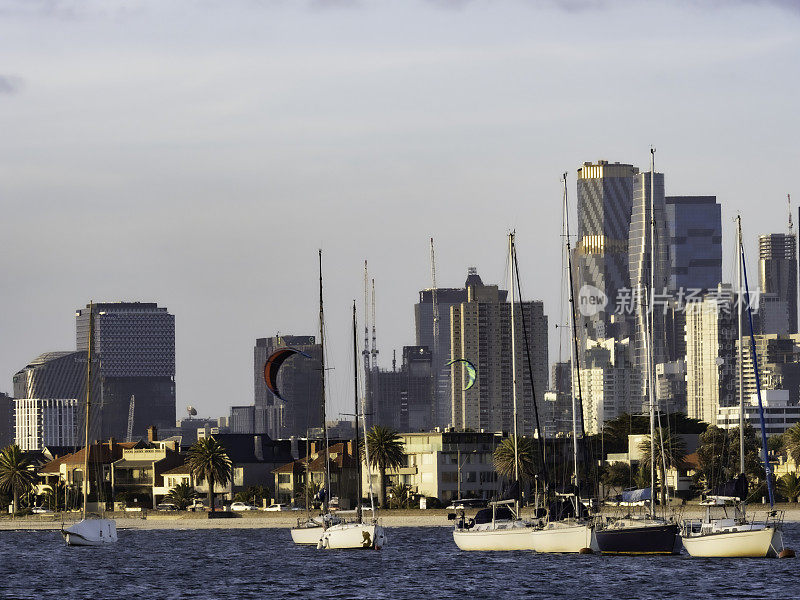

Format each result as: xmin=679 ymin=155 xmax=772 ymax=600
xmin=234 ymin=485 xmax=269 ymax=506
xmin=167 ymin=482 xmax=197 ymax=510
xmin=782 ymin=423 xmax=800 ymax=465
xmin=777 ymin=472 xmax=800 ymax=503
xmin=387 ymin=483 xmax=413 ymax=509
xmin=186 ymin=437 xmax=232 ymax=513
xmin=361 ymin=426 xmax=405 ymax=509
xmin=601 ymin=462 xmax=633 ymax=491
xmin=295 ymin=479 xmax=320 ymax=509
xmin=0 ymin=445 xmax=37 ymax=516
xmin=695 ymin=425 xmax=763 ymax=492
xmin=493 ymin=437 xmax=538 ymax=483
xmin=639 ymin=429 xmax=687 ymax=505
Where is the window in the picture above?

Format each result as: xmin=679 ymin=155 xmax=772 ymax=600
xmin=278 ymin=474 xmax=291 ymax=484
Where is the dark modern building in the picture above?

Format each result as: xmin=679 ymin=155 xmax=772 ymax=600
xmin=254 ymin=335 xmax=322 ymax=439
xmin=76 ymin=302 xmax=176 ymax=441
xmin=759 ymin=232 xmax=797 ymax=334
xmin=0 ymin=393 xmax=14 ymax=448
xmin=664 ymin=196 xmax=722 ymax=292
xmin=370 ymin=346 xmax=433 ymax=432
xmin=575 ymin=160 xmax=637 ymax=341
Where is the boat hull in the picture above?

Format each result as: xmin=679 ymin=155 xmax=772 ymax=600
xmin=531 ymin=522 xmax=595 ymax=553
xmin=682 ymin=526 xmax=782 ymax=558
xmin=319 ymin=522 xmax=385 ymax=550
xmin=290 ymin=525 xmax=324 ymax=545
xmin=453 ymin=525 xmax=535 ymax=551
xmin=595 ymin=523 xmax=679 ymax=555
xmin=62 ymin=518 xmax=118 ymax=546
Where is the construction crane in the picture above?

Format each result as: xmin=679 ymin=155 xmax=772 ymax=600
xmin=430 ymin=238 xmax=440 ymax=359
xmin=371 ymin=278 xmax=378 ymax=370
xmin=126 ymin=395 xmax=135 ymax=443
xmin=363 ymin=260 xmax=371 ymax=425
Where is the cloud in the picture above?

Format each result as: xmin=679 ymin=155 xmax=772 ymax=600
xmin=0 ymin=75 xmax=22 ymax=94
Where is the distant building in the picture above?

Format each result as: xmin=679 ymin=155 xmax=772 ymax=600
xmin=685 ymin=285 xmax=737 ymax=424
xmin=656 ymin=360 xmax=688 ymax=415
xmin=759 ymin=233 xmax=797 ymax=334
xmin=577 ymin=338 xmax=634 ymax=435
xmin=717 ymin=390 xmax=800 ymax=437
xmin=14 ymin=398 xmax=79 ymax=451
xmin=254 ymin=335 xmax=322 ymax=439
xmin=736 ymin=334 xmax=800 ymax=405
xmin=0 ymin=393 xmax=15 ymax=448
xmin=415 ymin=271 xmax=476 ymax=428
xmin=229 ymin=406 xmax=256 ymax=434
xmin=542 ymin=361 xmax=572 ymax=438
xmin=76 ymin=302 xmax=176 ymax=441
xmin=664 ymin=196 xmax=722 ymax=292
xmin=370 ymin=346 xmax=433 ymax=432
xmin=575 ymin=160 xmax=637 ymax=341
xmin=450 ymin=277 xmax=548 ymax=436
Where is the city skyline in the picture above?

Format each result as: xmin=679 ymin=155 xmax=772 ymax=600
xmin=1 ymin=1 xmax=799 ymax=420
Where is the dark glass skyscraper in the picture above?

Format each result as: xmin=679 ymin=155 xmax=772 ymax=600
xmin=76 ymin=302 xmax=175 ymax=441
xmin=664 ymin=196 xmax=722 ymax=292
xmin=759 ymin=233 xmax=798 ymax=334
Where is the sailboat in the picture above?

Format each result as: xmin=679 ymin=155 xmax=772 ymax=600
xmin=291 ymin=250 xmax=340 ymax=545
xmin=680 ymin=215 xmax=785 ymax=558
xmin=62 ymin=302 xmax=118 ymax=546
xmin=595 ymin=150 xmax=679 ymax=555
xmin=452 ymin=232 xmax=536 ymax=552
xmin=529 ymin=174 xmax=595 ymax=554
xmin=317 ymin=301 xmax=386 ymax=550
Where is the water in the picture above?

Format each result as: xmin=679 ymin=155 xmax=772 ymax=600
xmin=2 ymin=525 xmax=799 ymax=599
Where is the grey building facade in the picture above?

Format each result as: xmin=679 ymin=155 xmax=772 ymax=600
xmin=759 ymin=233 xmax=797 ymax=334
xmin=76 ymin=302 xmax=176 ymax=441
xmin=370 ymin=346 xmax=434 ymax=432
xmin=664 ymin=196 xmax=722 ymax=292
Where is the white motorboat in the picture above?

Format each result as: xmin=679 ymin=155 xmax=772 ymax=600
xmin=62 ymin=517 xmax=118 ymax=546
xmin=452 ymin=501 xmax=535 ymax=551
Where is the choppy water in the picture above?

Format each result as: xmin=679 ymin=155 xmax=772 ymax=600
xmin=2 ymin=525 xmax=799 ymax=599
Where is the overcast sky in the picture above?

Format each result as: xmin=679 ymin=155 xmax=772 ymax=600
xmin=1 ymin=0 xmax=798 ymax=421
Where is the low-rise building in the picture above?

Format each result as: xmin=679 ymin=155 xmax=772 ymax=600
xmin=717 ymin=390 xmax=800 ymax=436
xmin=272 ymin=441 xmax=360 ymax=508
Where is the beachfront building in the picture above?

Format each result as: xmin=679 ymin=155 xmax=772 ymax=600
xmin=716 ymin=390 xmax=800 ymax=437
xmin=272 ymin=441 xmax=360 ymax=508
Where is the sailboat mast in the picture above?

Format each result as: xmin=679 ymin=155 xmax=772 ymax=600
xmin=352 ymin=301 xmax=363 ymax=521
xmin=318 ymin=250 xmax=331 ymax=515
xmin=737 ymin=216 xmax=745 ymax=476
xmin=648 ymin=149 xmax=656 ymax=516
xmin=563 ymin=174 xmax=580 ymax=494
xmin=82 ymin=302 xmax=94 ymax=518
xmin=508 ymin=233 xmax=520 ymax=490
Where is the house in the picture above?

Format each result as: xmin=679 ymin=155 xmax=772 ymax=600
xmin=273 ymin=442 xmax=360 ymax=508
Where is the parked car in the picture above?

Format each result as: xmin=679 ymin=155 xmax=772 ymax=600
xmin=155 ymin=503 xmax=178 ymax=512
xmin=230 ymin=502 xmax=259 ymax=511
xmin=187 ymin=499 xmax=206 ymax=512
xmin=31 ymin=506 xmax=53 ymax=514
xmin=263 ymin=503 xmax=287 ymax=512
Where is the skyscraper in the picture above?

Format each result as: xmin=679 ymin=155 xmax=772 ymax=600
xmin=76 ymin=302 xmax=176 ymax=441
xmin=370 ymin=346 xmax=433 ymax=432
xmin=575 ymin=160 xmax=637 ymax=340
xmin=15 ymin=398 xmax=79 ymax=451
xmin=254 ymin=335 xmax=322 ymax=439
xmin=629 ymin=170 xmax=669 ymax=409
xmin=759 ymin=232 xmax=797 ymax=334
xmin=577 ymin=337 xmax=634 ymax=435
xmin=450 ymin=278 xmax=548 ymax=436
xmin=685 ymin=285 xmax=737 ymax=424
xmin=664 ymin=196 xmax=722 ymax=292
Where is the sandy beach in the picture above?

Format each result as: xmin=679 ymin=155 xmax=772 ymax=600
xmin=3 ymin=504 xmax=799 ymax=531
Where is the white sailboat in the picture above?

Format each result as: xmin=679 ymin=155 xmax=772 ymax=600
xmin=291 ymin=250 xmax=337 ymax=546
xmin=452 ymin=232 xmax=536 ymax=552
xmin=318 ymin=301 xmax=385 ymax=550
xmin=680 ymin=216 xmax=784 ymax=558
xmin=529 ymin=173 xmax=595 ymax=554
xmin=62 ymin=302 xmax=118 ymax=546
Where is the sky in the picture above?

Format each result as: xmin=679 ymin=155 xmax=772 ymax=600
xmin=1 ymin=0 xmax=799 ymax=420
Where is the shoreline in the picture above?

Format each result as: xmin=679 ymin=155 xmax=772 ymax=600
xmin=2 ymin=504 xmax=800 ymax=531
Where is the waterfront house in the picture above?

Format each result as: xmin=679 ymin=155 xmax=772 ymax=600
xmin=272 ymin=441 xmax=360 ymax=508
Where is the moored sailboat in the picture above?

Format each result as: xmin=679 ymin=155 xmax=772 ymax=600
xmin=62 ymin=302 xmax=118 ymax=546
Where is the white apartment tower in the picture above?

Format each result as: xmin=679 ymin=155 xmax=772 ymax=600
xmin=15 ymin=398 xmax=79 ymax=451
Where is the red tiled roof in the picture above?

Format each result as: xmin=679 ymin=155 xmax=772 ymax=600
xmin=38 ymin=441 xmax=140 ymax=474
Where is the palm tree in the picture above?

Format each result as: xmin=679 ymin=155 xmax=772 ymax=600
xmin=186 ymin=437 xmax=232 ymax=513
xmin=388 ymin=483 xmax=413 ymax=509
xmin=777 ymin=472 xmax=800 ymax=503
xmin=0 ymin=444 xmax=37 ymax=516
xmin=639 ymin=428 xmax=687 ymax=505
xmin=493 ymin=436 xmax=537 ymax=483
xmin=783 ymin=423 xmax=800 ymax=466
xmin=362 ymin=426 xmax=405 ymax=508
xmin=167 ymin=482 xmax=197 ymax=510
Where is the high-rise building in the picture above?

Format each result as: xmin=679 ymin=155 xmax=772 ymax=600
xmin=736 ymin=334 xmax=800 ymax=406
xmin=576 ymin=338 xmax=634 ymax=435
xmin=254 ymin=335 xmax=322 ymax=439
xmin=14 ymin=398 xmax=79 ymax=451
xmin=629 ymin=170 xmax=669 ymax=410
xmin=542 ymin=361 xmax=572 ymax=439
xmin=370 ymin=346 xmax=433 ymax=432
xmin=684 ymin=285 xmax=737 ymax=424
xmin=664 ymin=196 xmax=722 ymax=293
xmin=13 ymin=351 xmax=87 ymax=401
xmin=575 ymin=160 xmax=638 ymax=340
xmin=415 ymin=271 xmax=478 ymax=428
xmin=759 ymin=233 xmax=797 ymax=334
xmin=76 ymin=302 xmax=176 ymax=441
xmin=450 ymin=278 xmax=548 ymax=436
xmin=0 ymin=393 xmax=14 ymax=448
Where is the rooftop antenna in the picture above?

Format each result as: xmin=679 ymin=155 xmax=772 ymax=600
xmin=788 ymin=194 xmax=793 ymax=233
